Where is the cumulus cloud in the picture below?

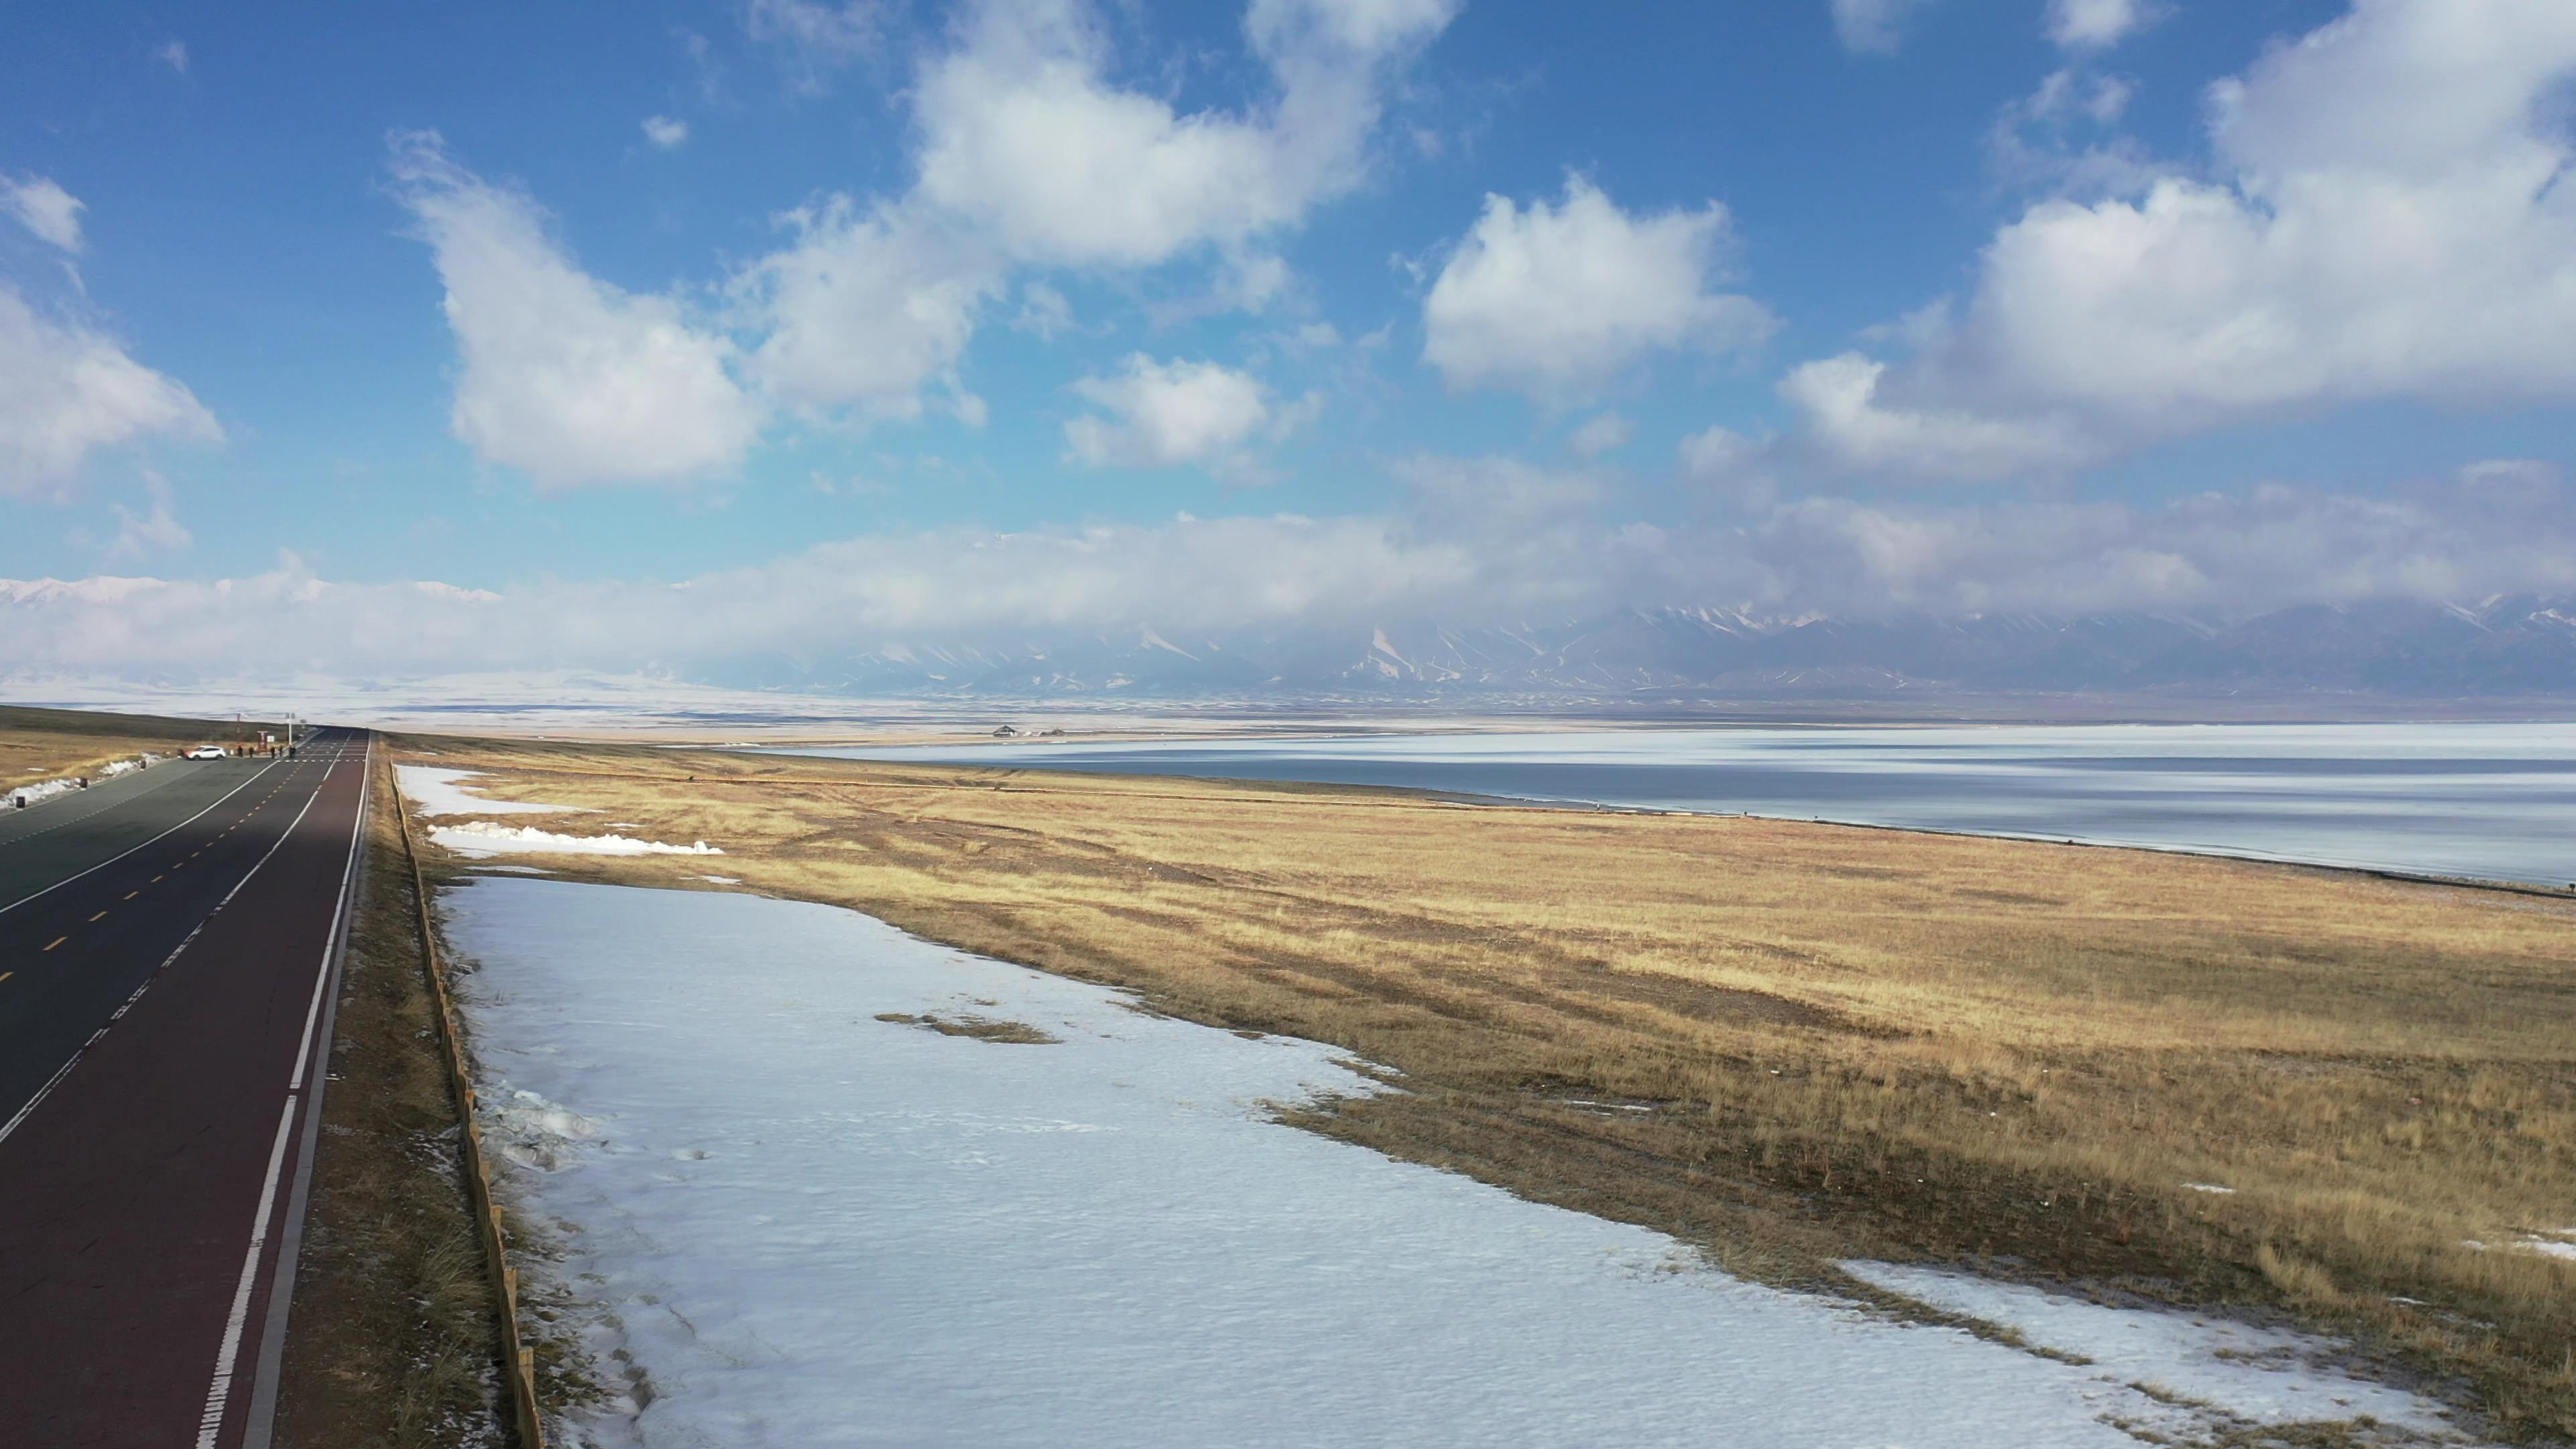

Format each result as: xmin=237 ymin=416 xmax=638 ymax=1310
xmin=390 ymin=133 xmax=763 ymax=488
xmin=912 ymin=0 xmax=1454 ymax=268
xmin=1785 ymin=0 xmax=2576 ymax=481
xmin=1677 ymin=425 xmax=1779 ymax=509
xmin=1831 ymin=0 xmax=1930 ymax=55
xmin=1778 ymin=354 xmax=2093 ymax=480
xmin=0 ymin=284 xmax=220 ymax=497
xmin=1 ymin=175 xmax=85 ymax=253
xmin=1421 ymin=176 xmax=1774 ymax=402
xmin=739 ymin=197 xmax=1000 ymax=425
xmin=2045 ymin=0 xmax=2165 ymax=52
xmin=1566 ymin=413 xmax=1633 ymax=458
xmin=106 ymin=473 xmax=191 ymax=561
xmin=154 ymin=40 xmax=188 ymax=74
xmin=1064 ymin=354 xmax=1297 ymax=471
xmin=642 ymin=115 xmax=690 ymax=150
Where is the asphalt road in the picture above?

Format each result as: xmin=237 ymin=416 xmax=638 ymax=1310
xmin=0 ymin=729 xmax=370 ymax=1448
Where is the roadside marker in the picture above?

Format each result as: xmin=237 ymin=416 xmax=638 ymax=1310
xmin=44 ymin=937 xmax=65 ymax=951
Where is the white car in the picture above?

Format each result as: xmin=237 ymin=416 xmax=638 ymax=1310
xmin=185 ymin=745 xmax=228 ymax=761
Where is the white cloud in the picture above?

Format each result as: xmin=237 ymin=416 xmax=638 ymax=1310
xmin=0 ymin=283 xmax=220 ymax=497
xmin=1745 ymin=469 xmax=2576 ymax=616
xmin=2045 ymin=0 xmax=2165 ymax=52
xmin=389 ymin=133 xmax=763 ymax=488
xmin=1831 ymin=0 xmax=1929 ymax=55
xmin=1013 ymin=280 xmax=1075 ymax=339
xmin=154 ymin=40 xmax=188 ymax=74
xmin=1779 ymin=354 xmax=2094 ymax=481
xmin=912 ymin=0 xmax=1454 ymax=268
xmin=2 ymin=175 xmax=85 ymax=254
xmin=1986 ymin=70 xmax=2160 ymax=199
xmin=107 ymin=472 xmax=191 ymax=560
xmin=1567 ymin=413 xmax=1633 ymax=458
xmin=1064 ymin=354 xmax=1286 ymax=470
xmin=1394 ymin=453 xmax=1602 ymax=524
xmin=1421 ymin=176 xmax=1775 ymax=402
xmin=0 ymin=515 xmax=1488 ymax=678
xmin=1788 ymin=0 xmax=2576 ymax=481
xmin=743 ymin=0 xmax=892 ymax=89
xmin=13 ymin=465 xmax=2576 ymax=681
xmin=739 ymin=197 xmax=1001 ymax=423
xmin=1677 ymin=425 xmax=1779 ymax=509
xmin=643 ymin=115 xmax=690 ymax=150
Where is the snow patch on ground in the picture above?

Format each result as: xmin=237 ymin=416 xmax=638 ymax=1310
xmin=696 ymin=875 xmax=739 ymax=884
xmin=397 ymin=764 xmax=588 ymax=818
xmin=1841 ymin=1262 xmax=2457 ymax=1436
xmin=2182 ymin=1181 xmax=2237 ymax=1194
xmin=430 ymin=823 xmax=722 ymax=858
xmin=440 ymin=878 xmax=2479 ymax=1449
xmin=1 ymin=755 xmax=154 ymax=806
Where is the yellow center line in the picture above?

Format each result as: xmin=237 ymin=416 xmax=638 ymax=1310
xmin=44 ymin=936 xmax=66 ymax=951
xmin=89 ymin=911 xmax=107 ymax=922
xmin=0 ymin=971 xmax=12 ymax=985
xmin=152 ymin=874 xmax=163 ymax=883
xmin=124 ymin=891 xmax=138 ymax=900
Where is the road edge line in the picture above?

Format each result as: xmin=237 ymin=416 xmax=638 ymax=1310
xmin=240 ymin=733 xmax=374 ymax=1449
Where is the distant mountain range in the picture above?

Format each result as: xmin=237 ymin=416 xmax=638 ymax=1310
xmin=731 ymin=596 xmax=2576 ymax=702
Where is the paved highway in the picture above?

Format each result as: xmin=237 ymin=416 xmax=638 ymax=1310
xmin=0 ymin=729 xmax=371 ymax=1448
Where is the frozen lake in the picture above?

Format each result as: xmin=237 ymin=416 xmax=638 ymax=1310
xmin=786 ymin=722 xmax=2576 ymax=887
xmin=445 ymin=877 xmax=2471 ymax=1448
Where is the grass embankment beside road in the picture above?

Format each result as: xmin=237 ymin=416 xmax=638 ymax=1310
xmin=400 ymin=733 xmax=2576 ymax=1441
xmin=0 ymin=703 xmax=278 ymax=791
xmin=273 ymin=761 xmax=505 ymax=1448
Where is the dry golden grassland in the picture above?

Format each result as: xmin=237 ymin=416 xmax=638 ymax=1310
xmin=400 ymin=733 xmax=2576 ymax=1440
xmin=0 ymin=703 xmax=272 ymax=792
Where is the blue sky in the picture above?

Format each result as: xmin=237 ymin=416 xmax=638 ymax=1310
xmin=3 ymin=0 xmax=2573 ymax=678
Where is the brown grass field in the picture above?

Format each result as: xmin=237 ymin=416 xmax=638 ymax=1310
xmin=0 ymin=703 xmax=278 ymax=794
xmin=396 ymin=732 xmax=2576 ymax=1442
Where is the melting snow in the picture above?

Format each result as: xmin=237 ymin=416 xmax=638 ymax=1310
xmin=398 ymin=764 xmax=588 ymax=818
xmin=1841 ymin=1263 xmax=2455 ymax=1436
xmin=430 ymin=823 xmax=722 ymax=857
xmin=443 ymin=879 xmax=2479 ymax=1449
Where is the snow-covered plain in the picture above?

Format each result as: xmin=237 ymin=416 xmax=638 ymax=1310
xmin=443 ymin=877 xmax=2476 ymax=1448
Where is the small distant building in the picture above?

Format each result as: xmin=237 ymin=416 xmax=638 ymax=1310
xmin=992 ymin=724 xmax=1018 ymax=737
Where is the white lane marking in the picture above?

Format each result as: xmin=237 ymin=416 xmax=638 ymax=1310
xmin=0 ymin=757 xmax=282 ymax=916
xmin=287 ymin=739 xmax=370 ymax=1089
xmin=195 ymin=1097 xmax=298 ymax=1449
